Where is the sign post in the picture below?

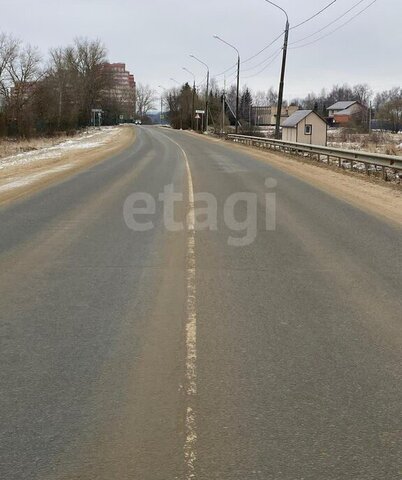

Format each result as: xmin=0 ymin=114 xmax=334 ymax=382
xmin=91 ymin=109 xmax=103 ymax=128
xmin=195 ymin=113 xmax=201 ymax=131
xmin=195 ymin=110 xmax=205 ymax=133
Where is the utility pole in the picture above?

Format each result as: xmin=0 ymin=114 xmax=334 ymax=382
xmin=205 ymin=68 xmax=209 ymax=133
xmin=214 ymin=35 xmax=241 ymax=134
xmin=170 ymin=78 xmax=183 ymax=130
xmin=222 ymin=75 xmax=226 ymax=136
xmin=183 ymin=67 xmax=196 ymax=130
xmin=275 ymin=19 xmax=289 ymax=139
xmin=190 ymin=55 xmax=210 ymax=133
xmin=192 ymin=81 xmax=196 ymax=130
xmin=263 ymin=1 xmax=290 ymax=139
xmin=206 ymin=70 xmax=209 ymax=132
xmin=266 ymin=0 xmax=335 ymax=139
xmin=158 ymin=85 xmax=166 ymax=125
xmin=235 ymin=53 xmax=240 ymax=134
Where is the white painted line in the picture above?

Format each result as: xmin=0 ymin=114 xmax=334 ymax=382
xmin=159 ymin=132 xmax=198 ymax=479
xmin=183 ymin=143 xmax=197 ymax=480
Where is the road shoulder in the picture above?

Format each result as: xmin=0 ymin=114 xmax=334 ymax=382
xmin=186 ymin=131 xmax=402 ymax=226
xmin=0 ymin=126 xmax=136 ymax=206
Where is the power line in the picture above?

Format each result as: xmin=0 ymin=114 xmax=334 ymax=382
xmin=243 ymin=50 xmax=282 ymax=79
xmin=213 ymin=31 xmax=284 ymax=78
xmin=290 ymin=0 xmax=337 ymax=30
xmin=221 ymin=0 xmax=337 ymax=81
xmin=214 ymin=1 xmax=338 ymax=78
xmin=290 ymin=0 xmax=367 ymax=45
xmin=290 ymin=0 xmax=378 ymax=50
xmin=242 ymin=31 xmax=284 ymax=65
xmin=225 ymin=70 xmax=239 ymax=84
xmin=242 ymin=47 xmax=282 ymax=73
xmin=214 ymin=62 xmax=237 ymax=78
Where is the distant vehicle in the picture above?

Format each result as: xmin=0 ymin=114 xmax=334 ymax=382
xmin=134 ymin=119 xmax=142 ymax=125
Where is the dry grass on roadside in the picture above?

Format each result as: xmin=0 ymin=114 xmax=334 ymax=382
xmin=327 ymin=130 xmax=402 ymax=155
xmin=0 ymin=135 xmax=72 ymax=160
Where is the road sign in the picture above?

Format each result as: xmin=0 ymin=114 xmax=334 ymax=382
xmin=195 ymin=110 xmax=205 ymax=114
xmin=195 ymin=114 xmax=201 ymax=119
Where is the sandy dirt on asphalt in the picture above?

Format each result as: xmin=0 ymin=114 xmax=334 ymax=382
xmin=243 ymin=144 xmax=402 ymax=226
xmin=0 ymin=126 xmax=135 ymax=206
xmin=189 ymin=132 xmax=402 ymax=226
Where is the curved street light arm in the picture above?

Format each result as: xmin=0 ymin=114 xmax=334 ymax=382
xmin=264 ymin=0 xmax=289 ymax=24
xmin=213 ymin=35 xmax=240 ymax=58
xmin=212 ymin=35 xmax=241 ymax=134
xmin=182 ymin=67 xmax=196 ymax=82
xmin=190 ymin=54 xmax=209 ymax=73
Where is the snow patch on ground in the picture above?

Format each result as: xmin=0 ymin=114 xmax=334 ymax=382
xmin=0 ymin=165 xmax=73 ymax=192
xmin=0 ymin=127 xmax=120 ymax=171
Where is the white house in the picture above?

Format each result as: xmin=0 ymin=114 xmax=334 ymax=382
xmin=282 ymin=110 xmax=327 ymax=146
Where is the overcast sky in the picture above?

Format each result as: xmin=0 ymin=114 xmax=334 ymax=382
xmin=2 ymin=0 xmax=401 ymax=100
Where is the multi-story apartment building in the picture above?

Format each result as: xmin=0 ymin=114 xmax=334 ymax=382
xmin=103 ymin=63 xmax=136 ymax=121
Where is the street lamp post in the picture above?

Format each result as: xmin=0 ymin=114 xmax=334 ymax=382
xmin=265 ymin=0 xmax=289 ymax=139
xmin=182 ymin=67 xmax=196 ymax=130
xmin=170 ymin=78 xmax=183 ymax=129
xmin=264 ymin=1 xmax=338 ymax=138
xmin=158 ymin=85 xmax=166 ymax=125
xmin=214 ymin=35 xmax=241 ymax=134
xmin=190 ymin=55 xmax=210 ymax=133
xmin=222 ymin=75 xmax=226 ymax=136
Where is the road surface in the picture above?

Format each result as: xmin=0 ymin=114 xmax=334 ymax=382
xmin=1 ymin=126 xmax=401 ymax=479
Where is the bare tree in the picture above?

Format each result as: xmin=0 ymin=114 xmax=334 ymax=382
xmin=254 ymin=87 xmax=278 ymax=106
xmin=3 ymin=41 xmax=42 ymax=136
xmin=0 ymin=33 xmax=19 ymax=97
xmin=374 ymin=87 xmax=401 ymax=111
xmin=46 ymin=45 xmax=88 ymax=130
xmin=377 ymin=89 xmax=402 ymax=133
xmin=69 ymin=38 xmax=110 ymax=125
xmin=49 ymin=46 xmax=72 ymax=128
xmin=136 ymin=83 xmax=156 ymax=116
xmin=6 ymin=44 xmax=42 ymax=84
xmin=352 ymin=83 xmax=373 ymax=106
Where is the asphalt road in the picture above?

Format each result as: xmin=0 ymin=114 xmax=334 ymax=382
xmin=1 ymin=126 xmax=401 ymax=480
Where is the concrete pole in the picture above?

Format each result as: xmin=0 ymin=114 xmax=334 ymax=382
xmin=222 ymin=75 xmax=226 ymax=136
xmin=275 ymin=20 xmax=289 ymax=139
xmin=235 ymin=54 xmax=240 ymax=134
xmin=205 ymin=69 xmax=210 ymax=132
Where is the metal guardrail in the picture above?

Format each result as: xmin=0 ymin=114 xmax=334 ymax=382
xmin=227 ymin=134 xmax=402 ymax=180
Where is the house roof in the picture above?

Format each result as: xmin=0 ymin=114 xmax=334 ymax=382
xmin=328 ymin=101 xmax=357 ymax=111
xmin=282 ymin=110 xmax=319 ymax=128
xmin=334 ymin=106 xmax=357 ymax=117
